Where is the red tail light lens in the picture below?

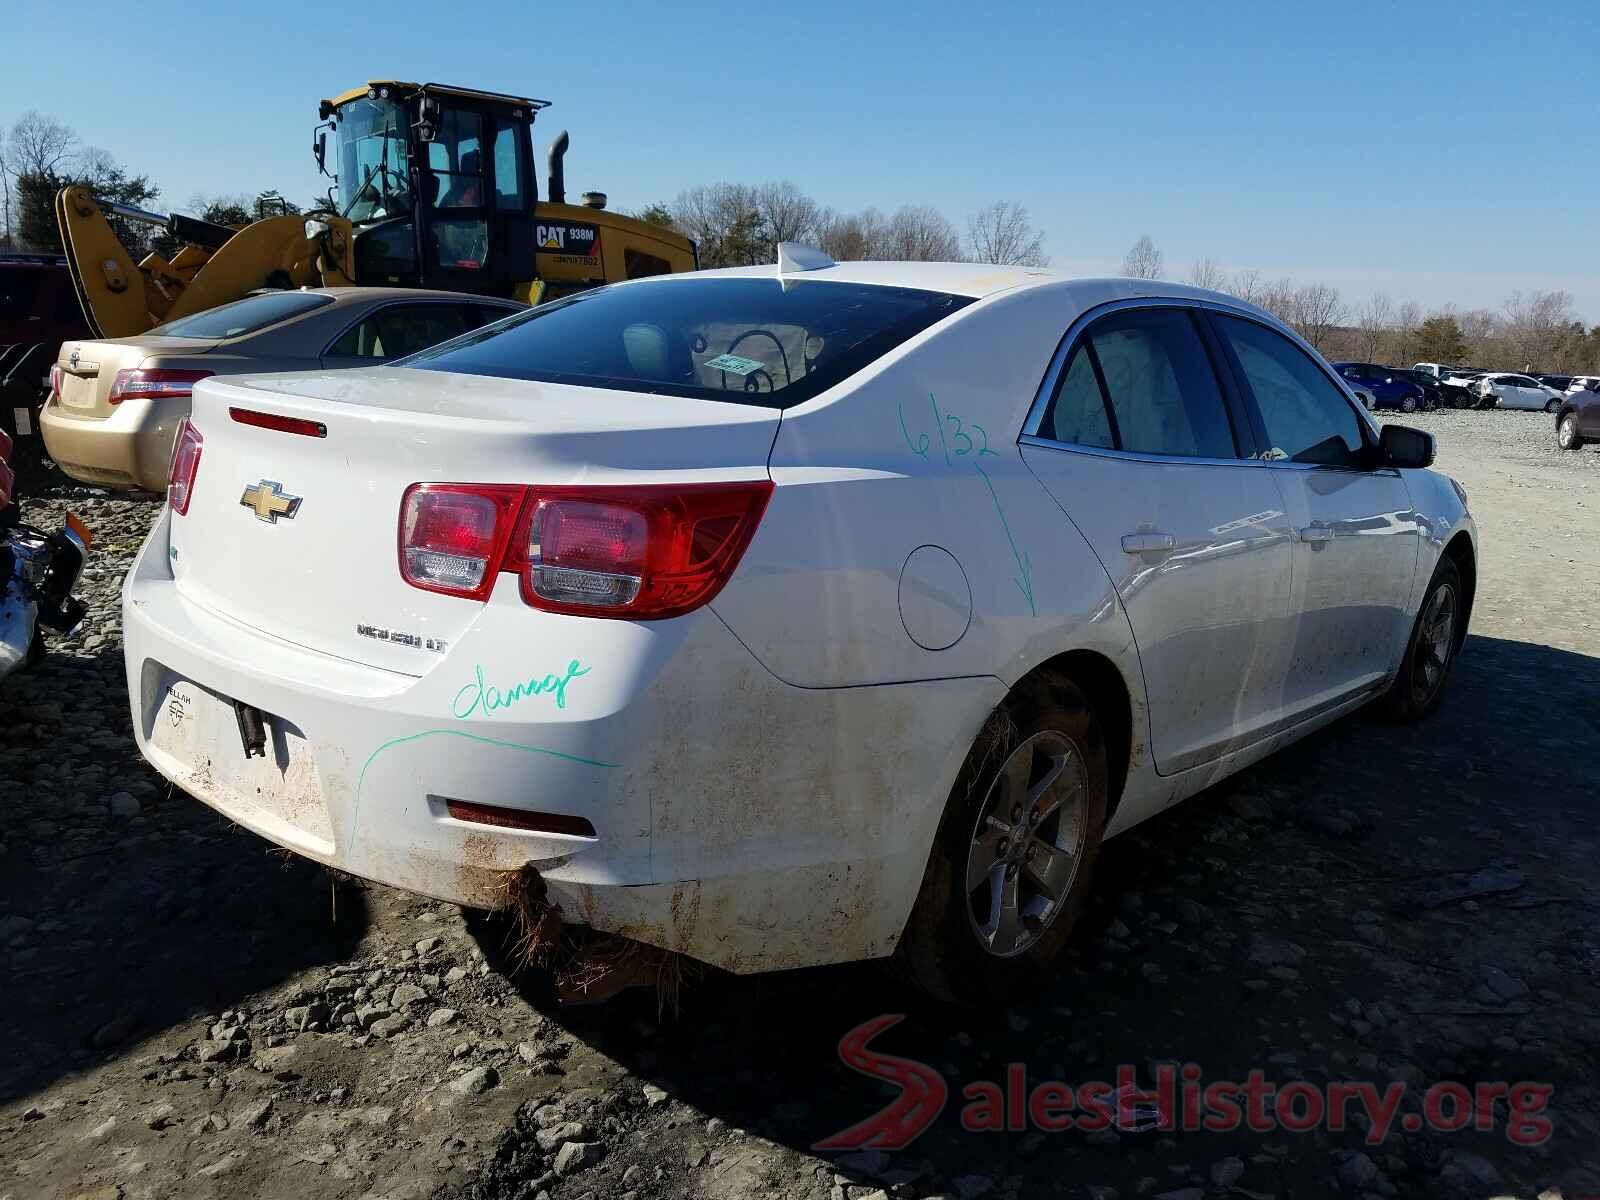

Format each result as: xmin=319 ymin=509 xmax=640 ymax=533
xmin=49 ymin=364 xmax=62 ymax=401
xmin=167 ymin=418 xmax=203 ymax=515
xmin=398 ymin=484 xmax=524 ymax=600
xmin=109 ymin=367 xmax=213 ymax=405
xmin=395 ymin=480 xmax=773 ymax=618
xmin=517 ymin=483 xmax=774 ymax=618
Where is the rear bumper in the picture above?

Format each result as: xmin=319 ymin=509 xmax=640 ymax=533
xmin=40 ymin=396 xmax=180 ymax=491
xmin=123 ymin=508 xmax=1004 ymax=973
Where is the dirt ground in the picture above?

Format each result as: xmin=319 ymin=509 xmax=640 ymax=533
xmin=2 ymin=408 xmax=1597 ymax=1200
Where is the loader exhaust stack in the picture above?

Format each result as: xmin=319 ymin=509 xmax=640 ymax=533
xmin=547 ymin=130 xmax=569 ymax=206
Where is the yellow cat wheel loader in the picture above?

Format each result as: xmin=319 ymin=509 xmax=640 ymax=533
xmin=57 ymin=81 xmax=696 ymax=338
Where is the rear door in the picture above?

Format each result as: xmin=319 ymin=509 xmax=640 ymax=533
xmin=1020 ymin=302 xmax=1298 ymax=775
xmin=1208 ymin=312 xmax=1419 ymax=715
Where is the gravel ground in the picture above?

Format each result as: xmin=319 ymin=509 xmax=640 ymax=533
xmin=2 ymin=408 xmax=1598 ymax=1200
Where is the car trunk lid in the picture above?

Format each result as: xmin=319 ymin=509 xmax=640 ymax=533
xmin=170 ymin=367 xmax=779 ymax=674
xmin=53 ymin=336 xmax=216 ymax=420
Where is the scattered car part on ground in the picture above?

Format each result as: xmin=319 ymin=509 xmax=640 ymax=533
xmin=0 ymin=429 xmax=91 ymax=681
xmin=42 ymin=287 xmax=523 ymax=491
xmin=120 ymin=252 xmax=1478 ymax=1003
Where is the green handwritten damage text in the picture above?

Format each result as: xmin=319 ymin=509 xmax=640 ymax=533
xmin=453 ymin=660 xmax=591 ymax=718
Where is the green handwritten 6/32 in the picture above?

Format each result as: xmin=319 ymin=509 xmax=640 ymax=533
xmin=896 ymin=392 xmax=1034 ymax=616
xmin=453 ymin=660 xmax=590 ymax=718
xmin=898 ymin=392 xmax=1000 ymax=464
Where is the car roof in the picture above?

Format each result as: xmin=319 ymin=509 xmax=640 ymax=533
xmin=619 ymin=260 xmax=1296 ymax=323
xmin=269 ymin=287 xmax=525 ymax=306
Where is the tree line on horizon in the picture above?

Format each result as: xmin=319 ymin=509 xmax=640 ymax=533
xmin=1120 ymin=234 xmax=1599 ymax=374
xmin=5 ymin=108 xmax=1594 ymax=373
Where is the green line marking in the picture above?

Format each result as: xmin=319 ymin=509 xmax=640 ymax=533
xmin=974 ymin=462 xmax=1037 ymax=616
xmin=350 ymin=728 xmax=619 ymax=845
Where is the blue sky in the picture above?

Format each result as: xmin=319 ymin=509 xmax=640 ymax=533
xmin=6 ymin=0 xmax=1598 ymax=319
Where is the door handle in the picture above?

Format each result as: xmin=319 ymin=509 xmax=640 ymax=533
xmin=1121 ymin=532 xmax=1177 ymax=555
xmin=1298 ymin=524 xmax=1335 ymax=544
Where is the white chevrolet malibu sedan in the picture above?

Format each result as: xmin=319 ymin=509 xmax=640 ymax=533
xmin=123 ymin=252 xmax=1477 ymax=1002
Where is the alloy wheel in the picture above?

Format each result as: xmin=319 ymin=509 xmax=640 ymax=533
xmin=964 ymin=730 xmax=1089 ymax=958
xmin=1559 ymin=414 xmax=1579 ymax=449
xmin=1410 ymin=582 xmax=1457 ymax=707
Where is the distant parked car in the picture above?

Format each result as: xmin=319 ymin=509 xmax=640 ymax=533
xmin=1391 ymin=368 xmax=1446 ymax=410
xmin=1332 ymin=362 xmax=1426 ymax=412
xmin=1557 ymin=384 xmax=1600 ymax=449
xmin=1538 ymin=374 xmax=1574 ymax=393
xmin=1565 ymin=376 xmax=1600 ymax=394
xmin=41 ymin=287 xmax=523 ymax=491
xmin=1442 ymin=368 xmax=1491 ymax=408
xmin=1474 ymin=373 xmax=1565 ymax=412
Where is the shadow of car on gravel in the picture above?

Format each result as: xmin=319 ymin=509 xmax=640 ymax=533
xmin=0 ymin=646 xmax=372 ymax=1106
xmin=464 ymin=632 xmax=1600 ymax=1200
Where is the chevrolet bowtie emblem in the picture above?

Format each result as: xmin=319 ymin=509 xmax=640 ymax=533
xmin=239 ymin=480 xmax=302 ymax=524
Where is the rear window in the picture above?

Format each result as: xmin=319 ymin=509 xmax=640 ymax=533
xmin=399 ymin=276 xmax=974 ymax=408
xmin=150 ymin=291 xmax=335 ymax=339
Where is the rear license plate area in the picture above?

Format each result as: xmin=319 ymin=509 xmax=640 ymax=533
xmin=146 ymin=671 xmax=334 ymax=853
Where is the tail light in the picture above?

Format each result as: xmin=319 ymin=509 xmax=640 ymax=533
xmin=398 ymin=485 xmax=524 ymax=600
xmin=49 ymin=364 xmax=62 ymax=402
xmin=397 ymin=480 xmax=773 ymax=619
xmin=109 ymin=368 xmax=213 ymax=405
xmin=167 ymin=418 xmax=203 ymax=515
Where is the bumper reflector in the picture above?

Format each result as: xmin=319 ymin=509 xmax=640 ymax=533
xmin=440 ymin=797 xmax=596 ymax=838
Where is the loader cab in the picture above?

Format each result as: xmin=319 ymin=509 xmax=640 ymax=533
xmin=322 ymin=82 xmax=541 ymax=298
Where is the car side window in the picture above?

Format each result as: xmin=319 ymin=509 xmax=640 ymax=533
xmin=329 ymin=303 xmax=479 ymax=359
xmin=1213 ymin=315 xmax=1365 ymax=467
xmin=1045 ymin=308 xmax=1236 ymax=458
xmin=1041 ymin=344 xmax=1115 ymax=448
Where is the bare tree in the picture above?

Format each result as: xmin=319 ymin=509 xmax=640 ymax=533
xmin=1122 ymin=234 xmax=1163 ymax=279
xmin=965 ymin=201 xmax=1047 ymax=266
xmin=754 ymin=180 xmax=821 ymax=250
xmin=670 ymin=183 xmax=764 ymax=267
xmin=1503 ymin=289 xmax=1575 ymax=371
xmin=1354 ymin=292 xmax=1395 ymax=360
xmin=1228 ymin=269 xmax=1265 ymax=305
xmin=7 ymin=111 xmax=78 ymax=177
xmin=1286 ymin=283 xmax=1346 ymax=352
xmin=1188 ymin=258 xmax=1227 ymax=291
xmin=1391 ymin=300 xmax=1423 ymax=362
xmin=815 ymin=207 xmax=877 ymax=261
xmin=881 ymin=205 xmax=961 ymax=261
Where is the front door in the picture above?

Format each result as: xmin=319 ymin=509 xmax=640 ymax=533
xmin=1208 ymin=313 xmax=1421 ymax=716
xmin=1020 ymin=303 xmax=1297 ymax=775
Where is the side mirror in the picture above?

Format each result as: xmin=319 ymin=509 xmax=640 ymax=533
xmin=313 ymin=124 xmax=331 ymax=177
xmin=1380 ymin=424 xmax=1435 ymax=469
xmin=417 ymin=96 xmax=441 ymax=143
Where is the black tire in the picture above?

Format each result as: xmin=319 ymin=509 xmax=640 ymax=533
xmin=1558 ymin=412 xmax=1584 ymax=450
xmin=1401 ymin=394 xmax=1418 ymax=413
xmin=894 ymin=672 xmax=1108 ymax=1006
xmin=1546 ymin=399 xmax=1561 ymax=414
xmin=1380 ymin=555 xmax=1463 ymax=722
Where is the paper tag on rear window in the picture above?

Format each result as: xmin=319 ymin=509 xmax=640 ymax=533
xmin=703 ymin=353 xmax=765 ymax=376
